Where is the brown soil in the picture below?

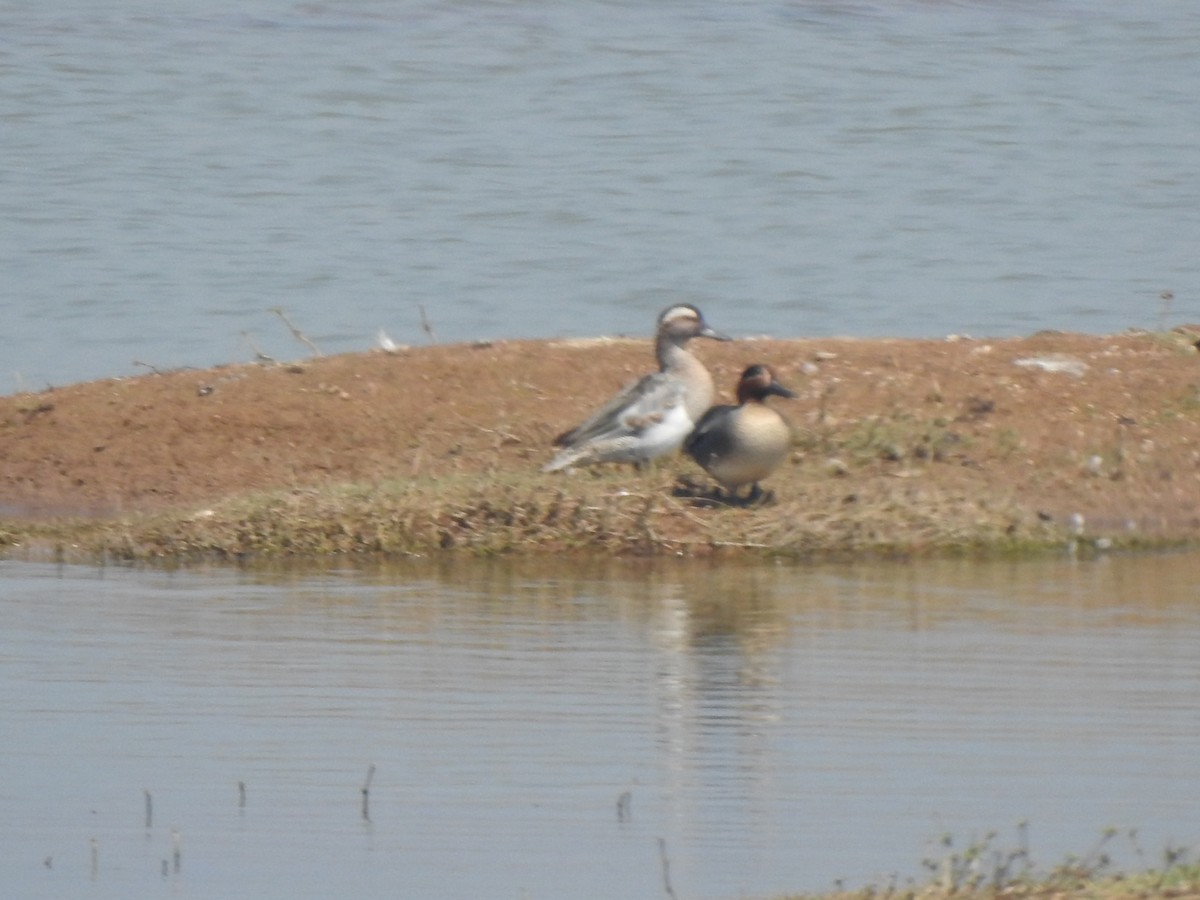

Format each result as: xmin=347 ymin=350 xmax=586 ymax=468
xmin=3 ymin=328 xmax=1200 ymax=558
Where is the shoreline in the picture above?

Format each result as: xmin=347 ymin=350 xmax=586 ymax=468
xmin=3 ymin=329 xmax=1200 ymax=563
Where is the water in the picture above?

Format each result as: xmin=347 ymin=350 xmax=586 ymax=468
xmin=4 ymin=552 xmax=1200 ymax=899
xmin=3 ymin=0 xmax=1199 ymax=390
xmin=7 ymin=8 xmax=1198 ymax=895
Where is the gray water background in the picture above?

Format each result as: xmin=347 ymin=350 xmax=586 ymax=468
xmin=3 ymin=0 xmax=1200 ymax=390
xmin=4 ymin=552 xmax=1200 ymax=900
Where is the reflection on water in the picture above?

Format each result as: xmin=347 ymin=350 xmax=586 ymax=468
xmin=3 ymin=552 xmax=1200 ymax=900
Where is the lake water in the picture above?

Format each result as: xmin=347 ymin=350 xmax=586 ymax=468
xmin=4 ymin=552 xmax=1200 ymax=900
xmin=5 ymin=7 xmax=1200 ymax=892
xmin=3 ymin=0 xmax=1200 ymax=390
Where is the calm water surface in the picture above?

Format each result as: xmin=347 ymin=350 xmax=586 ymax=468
xmin=3 ymin=552 xmax=1199 ymax=899
xmin=3 ymin=0 xmax=1200 ymax=389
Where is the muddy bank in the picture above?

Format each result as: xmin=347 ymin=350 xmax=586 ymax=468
xmin=3 ymin=329 xmax=1200 ymax=560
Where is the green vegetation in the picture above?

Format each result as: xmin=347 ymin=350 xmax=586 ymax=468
xmin=772 ymin=828 xmax=1199 ymax=900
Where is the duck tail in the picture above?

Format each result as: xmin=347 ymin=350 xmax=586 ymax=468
xmin=542 ymin=446 xmax=586 ymax=473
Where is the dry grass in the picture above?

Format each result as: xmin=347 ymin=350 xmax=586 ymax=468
xmin=15 ymin=467 xmax=1070 ymax=563
xmin=4 ymin=328 xmax=1200 ymax=562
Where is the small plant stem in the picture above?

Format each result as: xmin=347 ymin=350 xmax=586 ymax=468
xmin=657 ymin=837 xmax=678 ymax=900
xmin=269 ymin=307 xmax=321 ymax=357
xmin=616 ymin=790 xmax=632 ymax=823
xmin=361 ymin=763 xmax=376 ymax=821
xmin=241 ymin=330 xmax=276 ymax=363
xmin=418 ymin=304 xmax=436 ymax=343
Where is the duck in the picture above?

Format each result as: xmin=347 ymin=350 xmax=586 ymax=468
xmin=543 ymin=304 xmax=731 ymax=472
xmin=684 ymin=363 xmax=795 ymax=503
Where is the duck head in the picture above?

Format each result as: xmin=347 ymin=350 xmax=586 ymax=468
xmin=736 ymin=364 xmax=796 ymax=403
xmin=656 ymin=304 xmax=732 ymax=344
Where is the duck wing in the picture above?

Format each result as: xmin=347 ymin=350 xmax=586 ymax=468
xmin=683 ymin=404 xmax=738 ymax=466
xmin=555 ymin=372 xmax=686 ymax=448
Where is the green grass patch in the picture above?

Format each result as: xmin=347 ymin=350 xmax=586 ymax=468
xmin=765 ymin=827 xmax=1199 ymax=900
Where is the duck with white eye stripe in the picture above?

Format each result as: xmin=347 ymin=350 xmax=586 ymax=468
xmin=543 ymin=304 xmax=731 ymax=473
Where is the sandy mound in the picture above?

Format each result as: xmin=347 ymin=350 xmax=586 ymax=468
xmin=3 ymin=329 xmax=1200 ymax=555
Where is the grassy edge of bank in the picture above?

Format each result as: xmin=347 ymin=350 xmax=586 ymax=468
xmin=772 ymin=831 xmax=1200 ymax=900
xmin=2 ymin=466 xmax=1190 ymax=564
xmin=774 ymin=864 xmax=1200 ymax=900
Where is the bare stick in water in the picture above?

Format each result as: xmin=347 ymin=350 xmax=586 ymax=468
xmin=144 ymin=789 xmax=153 ymax=829
xmin=361 ymin=764 xmax=376 ymax=821
xmin=617 ymin=790 xmax=632 ymax=823
xmin=241 ymin=331 xmax=276 ymax=364
xmin=657 ymin=837 xmax=678 ymax=900
xmin=238 ymin=781 xmax=246 ymax=809
xmin=172 ymin=828 xmax=182 ymax=874
xmin=1159 ymin=290 xmax=1175 ymax=331
xmin=269 ymin=307 xmax=322 ymax=357
xmin=418 ymin=305 xmax=436 ymax=343
xmin=90 ymin=838 xmax=98 ymax=880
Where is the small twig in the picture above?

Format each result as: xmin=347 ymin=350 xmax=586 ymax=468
xmin=144 ymin=789 xmax=153 ymax=829
xmin=171 ymin=828 xmax=182 ymax=874
xmin=657 ymin=837 xmax=678 ymax=900
xmin=361 ymin=764 xmax=376 ymax=821
xmin=817 ymin=382 xmax=836 ymax=426
xmin=132 ymin=361 xmax=199 ymax=376
xmin=1159 ymin=290 xmax=1175 ymax=332
xmin=238 ymin=781 xmax=246 ymax=810
xmin=418 ymin=304 xmax=436 ymax=344
xmin=269 ymin=307 xmax=321 ymax=357
xmin=460 ymin=416 xmax=522 ymax=444
xmin=616 ymin=790 xmax=632 ymax=823
xmin=1079 ymin=827 xmax=1117 ymax=875
xmin=241 ymin=331 xmax=276 ymax=363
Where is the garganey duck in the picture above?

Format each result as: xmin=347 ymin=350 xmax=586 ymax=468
xmin=543 ymin=304 xmax=730 ymax=472
xmin=684 ymin=363 xmax=795 ymax=503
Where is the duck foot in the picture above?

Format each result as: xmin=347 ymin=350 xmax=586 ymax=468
xmin=729 ymin=484 xmax=775 ymax=507
xmin=672 ymin=475 xmax=722 ymax=507
xmin=673 ymin=477 xmax=776 ymax=507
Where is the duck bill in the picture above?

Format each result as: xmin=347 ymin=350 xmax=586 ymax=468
xmin=699 ymin=324 xmax=733 ymax=342
xmin=766 ymin=382 xmax=796 ymax=399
